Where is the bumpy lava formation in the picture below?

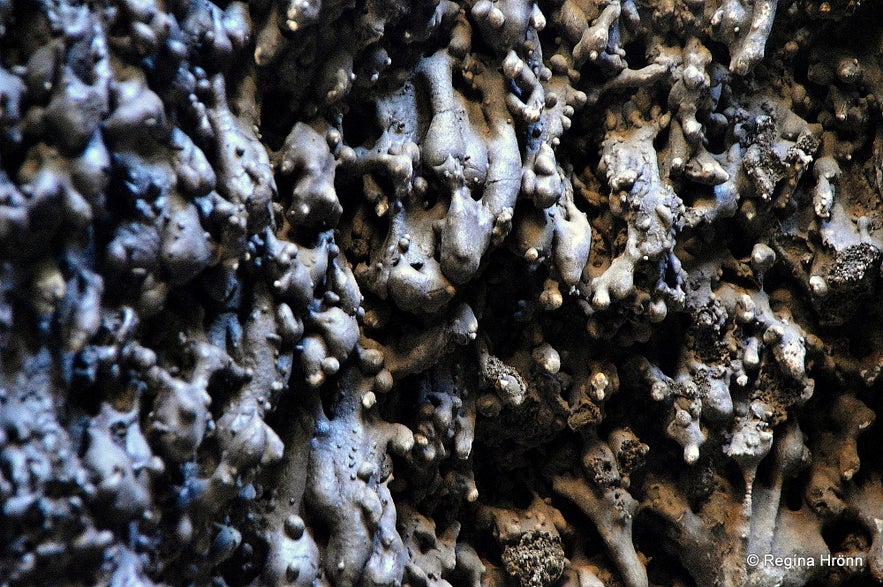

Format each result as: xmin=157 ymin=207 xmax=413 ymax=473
xmin=0 ymin=0 xmax=882 ymax=585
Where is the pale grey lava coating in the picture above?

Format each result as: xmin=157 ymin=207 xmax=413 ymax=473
xmin=0 ymin=0 xmax=882 ymax=585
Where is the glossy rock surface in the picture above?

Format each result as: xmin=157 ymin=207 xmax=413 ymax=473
xmin=0 ymin=0 xmax=881 ymax=585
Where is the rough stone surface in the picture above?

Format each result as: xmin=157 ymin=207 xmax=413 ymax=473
xmin=0 ymin=0 xmax=881 ymax=585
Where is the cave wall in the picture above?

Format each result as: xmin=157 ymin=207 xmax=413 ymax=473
xmin=0 ymin=0 xmax=882 ymax=585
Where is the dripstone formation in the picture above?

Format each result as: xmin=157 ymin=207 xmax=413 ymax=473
xmin=0 ymin=0 xmax=881 ymax=585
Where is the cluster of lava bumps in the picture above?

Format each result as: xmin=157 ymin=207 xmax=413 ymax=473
xmin=0 ymin=0 xmax=882 ymax=585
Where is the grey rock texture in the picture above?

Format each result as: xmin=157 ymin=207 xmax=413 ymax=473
xmin=0 ymin=0 xmax=881 ymax=585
